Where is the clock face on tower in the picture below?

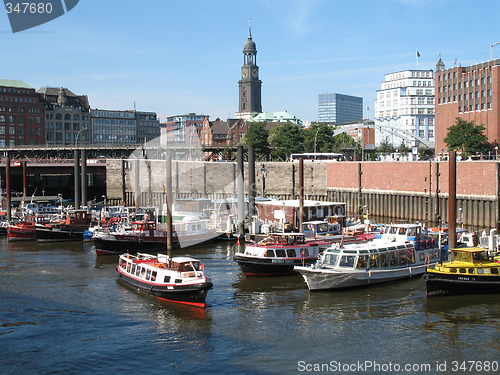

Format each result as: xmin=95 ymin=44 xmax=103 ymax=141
xmin=242 ymin=69 xmax=248 ymax=78
xmin=252 ymin=69 xmax=258 ymax=78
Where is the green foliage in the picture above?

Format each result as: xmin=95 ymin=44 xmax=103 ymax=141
xmin=332 ymin=131 xmax=355 ymax=152
xmin=240 ymin=122 xmax=270 ymax=160
xmin=377 ymin=137 xmax=395 ymax=155
xmin=398 ymin=141 xmax=410 ymax=156
xmin=303 ymin=123 xmax=334 ymax=153
xmin=268 ymin=123 xmax=305 ymax=161
xmin=444 ymin=118 xmax=490 ymax=157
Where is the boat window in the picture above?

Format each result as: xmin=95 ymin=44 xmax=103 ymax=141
xmin=135 ymin=266 xmax=141 ymax=276
xmin=264 ymin=249 xmax=274 ymax=258
xmin=276 ymin=249 xmax=286 ymax=257
xmin=146 ymin=269 xmax=151 ymax=280
xmin=164 ymin=276 xmax=171 ymax=283
xmin=459 ymin=268 xmax=467 ymax=274
xmin=265 ymin=250 xmax=275 ymax=257
xmin=369 ymin=254 xmax=379 ymax=268
xmin=398 ymin=251 xmax=407 ymax=266
xmin=318 ymin=223 xmax=329 ymax=232
xmin=450 ymin=268 xmax=457 ymax=273
xmin=388 ymin=227 xmax=398 ymax=235
xmin=323 ymin=253 xmax=338 ymax=266
xmin=140 ymin=267 xmax=146 ymax=278
xmin=407 ymin=227 xmax=416 ymax=236
xmin=339 ymin=255 xmax=356 ymax=268
xmin=286 ymin=249 xmax=296 ymax=257
xmin=398 ymin=227 xmax=406 ymax=235
xmin=175 ymin=279 xmax=182 ymax=283
xmin=356 ymin=255 xmax=369 ymax=269
xmin=472 ymin=252 xmax=488 ymax=262
xmin=151 ymin=271 xmax=157 ymax=281
xmin=380 ymin=253 xmax=389 ymax=267
xmin=492 ymin=268 xmax=499 ymax=275
xmin=126 ymin=262 xmax=131 ymax=273
xmin=302 ymin=249 xmax=309 ymax=258
xmin=396 ymin=245 xmax=406 ymax=250
xmin=389 ymin=252 xmax=398 ymax=266
xmin=477 ymin=268 xmax=484 ymax=274
xmin=468 ymin=268 xmax=475 ymax=274
xmin=407 ymin=249 xmax=415 ymax=264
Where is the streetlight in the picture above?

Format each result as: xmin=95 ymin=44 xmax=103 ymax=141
xmin=491 ymin=42 xmax=500 ymax=60
xmin=314 ymin=126 xmax=321 ymax=160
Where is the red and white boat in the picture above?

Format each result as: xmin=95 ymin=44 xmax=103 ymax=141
xmin=116 ymin=253 xmax=213 ymax=307
xmin=233 ymin=232 xmax=320 ymax=276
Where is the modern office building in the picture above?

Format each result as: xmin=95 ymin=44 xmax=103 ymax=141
xmin=318 ymin=93 xmax=363 ymax=124
xmin=136 ymin=111 xmax=160 ymax=143
xmin=434 ymin=58 xmax=500 ymax=154
xmin=164 ymin=113 xmax=207 ymax=145
xmin=37 ymin=87 xmax=90 ymax=146
xmin=0 ymin=79 xmax=44 ymax=146
xmin=91 ymin=109 xmax=137 ymax=145
xmin=374 ymin=70 xmax=435 ymax=147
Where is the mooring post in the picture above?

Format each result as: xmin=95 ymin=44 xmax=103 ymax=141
xmin=74 ymin=149 xmax=80 ymax=209
xmin=5 ymin=154 xmax=11 ymax=222
xmin=81 ymin=149 xmax=87 ymax=207
xmin=448 ymin=150 xmax=457 ymax=250
xmin=237 ymin=146 xmax=245 ymax=237
xmin=299 ymin=158 xmax=304 ymax=232
xmin=165 ymin=153 xmax=173 ymax=255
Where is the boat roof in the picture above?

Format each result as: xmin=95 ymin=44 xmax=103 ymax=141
xmin=171 ymin=256 xmax=200 ymax=263
xmin=450 ymin=247 xmax=487 ymax=253
xmin=326 ymin=239 xmax=413 ymax=252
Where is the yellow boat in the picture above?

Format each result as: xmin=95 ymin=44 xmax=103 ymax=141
xmin=423 ymin=247 xmax=500 ymax=297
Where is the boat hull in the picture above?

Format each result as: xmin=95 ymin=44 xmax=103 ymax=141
xmin=116 ymin=267 xmax=213 ymax=307
xmin=234 ymin=254 xmax=317 ymax=276
xmin=35 ymin=227 xmax=86 ymax=242
xmin=7 ymin=225 xmax=36 ymax=241
xmin=296 ymin=264 xmax=428 ymax=291
xmin=95 ymin=237 xmax=179 ymax=255
xmin=424 ymin=272 xmax=500 ymax=297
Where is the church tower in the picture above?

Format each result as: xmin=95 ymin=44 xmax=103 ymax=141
xmin=236 ymin=20 xmax=262 ymax=119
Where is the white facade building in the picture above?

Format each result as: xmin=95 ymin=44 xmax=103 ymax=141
xmin=374 ymin=70 xmax=435 ymax=148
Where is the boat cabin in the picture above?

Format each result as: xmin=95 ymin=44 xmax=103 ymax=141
xmin=302 ymin=220 xmax=341 ymax=237
xmin=450 ymin=248 xmax=491 ymax=263
xmin=258 ymin=233 xmax=307 ymax=246
xmin=320 ymin=242 xmax=425 ymax=269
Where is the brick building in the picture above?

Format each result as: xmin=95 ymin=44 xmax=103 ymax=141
xmin=435 ymin=58 xmax=500 ymax=154
xmin=0 ymin=79 xmax=44 ymax=146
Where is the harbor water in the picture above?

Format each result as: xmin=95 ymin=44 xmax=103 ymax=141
xmin=1 ymin=238 xmax=500 ymax=374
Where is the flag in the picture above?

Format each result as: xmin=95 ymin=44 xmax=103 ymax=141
xmin=416 ymin=51 xmax=420 ymax=58
xmin=454 ymin=58 xmax=457 ymax=65
xmin=200 ymin=263 xmax=204 ymax=271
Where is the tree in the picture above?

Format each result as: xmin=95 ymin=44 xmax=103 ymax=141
xmin=377 ymin=137 xmax=395 ymax=156
xmin=398 ymin=141 xmax=410 ymax=156
xmin=240 ymin=122 xmax=270 ymax=160
xmin=303 ymin=122 xmax=334 ymax=153
xmin=444 ymin=118 xmax=490 ymax=157
xmin=332 ymin=131 xmax=355 ymax=152
xmin=268 ymin=123 xmax=304 ymax=161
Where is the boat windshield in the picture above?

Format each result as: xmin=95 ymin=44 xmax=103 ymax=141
xmin=323 ymin=253 xmax=339 ymax=266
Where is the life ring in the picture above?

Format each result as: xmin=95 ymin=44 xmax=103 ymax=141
xmin=426 ymin=240 xmax=431 ymax=249
xmin=431 ymin=239 xmax=436 ymax=248
xmin=420 ymin=240 xmax=425 ymax=250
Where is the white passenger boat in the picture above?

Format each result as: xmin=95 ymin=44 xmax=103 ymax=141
xmin=116 ymin=253 xmax=213 ymax=307
xmin=233 ymin=232 xmax=320 ymax=276
xmin=295 ymin=223 xmax=441 ymax=290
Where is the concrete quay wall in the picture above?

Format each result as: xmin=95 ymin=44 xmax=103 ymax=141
xmin=105 ymin=159 xmax=499 ymax=229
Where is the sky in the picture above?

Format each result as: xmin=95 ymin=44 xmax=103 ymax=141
xmin=2 ymin=0 xmax=500 ymax=123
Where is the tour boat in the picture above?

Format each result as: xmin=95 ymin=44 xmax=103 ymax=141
xmin=34 ymin=209 xmax=91 ymax=241
xmin=95 ymin=216 xmax=218 ymax=255
xmin=295 ymin=240 xmax=439 ymax=290
xmin=424 ymin=247 xmax=500 ymax=297
xmin=233 ymin=232 xmax=320 ymax=276
xmin=116 ymin=253 xmax=213 ymax=307
xmin=295 ymin=223 xmax=441 ymax=290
